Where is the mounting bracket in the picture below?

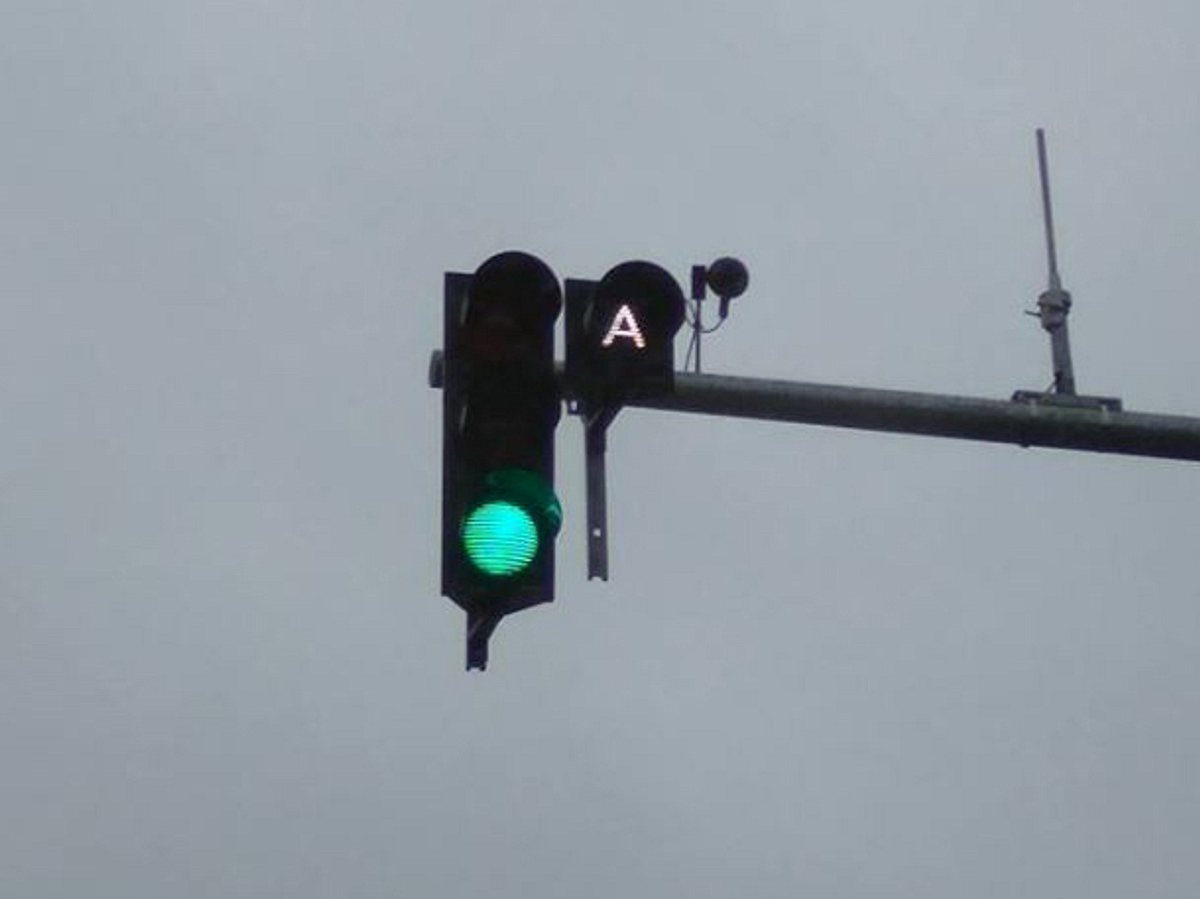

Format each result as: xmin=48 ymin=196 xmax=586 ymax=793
xmin=580 ymin=403 xmax=618 ymax=581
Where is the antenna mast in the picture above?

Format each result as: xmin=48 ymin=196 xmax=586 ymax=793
xmin=1038 ymin=129 xmax=1063 ymax=293
xmin=1013 ymin=130 xmax=1121 ymax=412
xmin=1033 ymin=128 xmax=1076 ymax=395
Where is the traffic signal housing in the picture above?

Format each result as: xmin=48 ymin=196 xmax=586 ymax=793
xmin=441 ymin=251 xmax=563 ymax=669
xmin=563 ymin=261 xmax=686 ymax=581
xmin=565 ymin=260 xmax=686 ymax=406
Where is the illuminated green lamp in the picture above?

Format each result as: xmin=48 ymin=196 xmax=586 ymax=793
xmin=461 ymin=468 xmax=561 ymax=578
xmin=462 ymin=500 xmax=538 ymax=576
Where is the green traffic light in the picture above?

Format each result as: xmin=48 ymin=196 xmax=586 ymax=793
xmin=462 ymin=500 xmax=540 ymax=577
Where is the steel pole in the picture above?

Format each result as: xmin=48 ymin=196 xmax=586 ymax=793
xmin=430 ymin=351 xmax=1200 ymax=463
xmin=627 ymin=372 xmax=1200 ymax=463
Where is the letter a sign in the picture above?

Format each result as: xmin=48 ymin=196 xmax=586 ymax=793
xmin=564 ymin=260 xmax=686 ymax=401
xmin=600 ymin=304 xmax=647 ymax=349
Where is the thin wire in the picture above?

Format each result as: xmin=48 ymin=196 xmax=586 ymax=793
xmin=683 ymin=300 xmax=726 ymax=333
xmin=682 ymin=299 xmax=726 ymax=373
xmin=684 ymin=314 xmax=726 ymax=334
xmin=683 ymin=326 xmax=698 ymax=372
xmin=689 ymin=297 xmax=702 ymax=373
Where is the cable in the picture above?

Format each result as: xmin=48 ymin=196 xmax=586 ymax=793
xmin=683 ymin=326 xmax=698 ymax=373
xmin=684 ymin=301 xmax=726 ymax=333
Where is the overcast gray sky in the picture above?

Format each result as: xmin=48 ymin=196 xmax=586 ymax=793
xmin=4 ymin=1 xmax=1200 ymax=896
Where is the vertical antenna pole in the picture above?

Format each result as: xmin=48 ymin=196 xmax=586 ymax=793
xmin=1034 ymin=128 xmax=1076 ymax=395
xmin=1037 ymin=129 xmax=1063 ymax=293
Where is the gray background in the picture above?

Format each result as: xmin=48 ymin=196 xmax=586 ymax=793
xmin=4 ymin=1 xmax=1199 ymax=896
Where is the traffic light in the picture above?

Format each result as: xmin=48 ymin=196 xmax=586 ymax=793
xmin=441 ymin=251 xmax=563 ymax=669
xmin=564 ymin=261 xmax=687 ymax=581
xmin=565 ymin=260 xmax=686 ymax=406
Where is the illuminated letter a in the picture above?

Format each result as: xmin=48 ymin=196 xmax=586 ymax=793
xmin=600 ymin=304 xmax=647 ymax=349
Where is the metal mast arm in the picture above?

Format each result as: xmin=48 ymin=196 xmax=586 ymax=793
xmin=628 ymin=371 xmax=1200 ymax=463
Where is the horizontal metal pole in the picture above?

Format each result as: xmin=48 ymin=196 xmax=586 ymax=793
xmin=428 ymin=351 xmax=1200 ymax=463
xmin=626 ymin=372 xmax=1200 ymax=463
